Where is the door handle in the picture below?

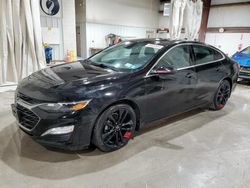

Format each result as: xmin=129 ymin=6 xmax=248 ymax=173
xmin=185 ymin=73 xmax=192 ymax=78
xmin=216 ymin=67 xmax=220 ymax=72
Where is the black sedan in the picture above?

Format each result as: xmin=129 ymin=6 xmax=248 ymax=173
xmin=11 ymin=39 xmax=239 ymax=152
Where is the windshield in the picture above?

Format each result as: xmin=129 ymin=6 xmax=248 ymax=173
xmin=241 ymin=46 xmax=250 ymax=55
xmin=89 ymin=41 xmax=164 ymax=71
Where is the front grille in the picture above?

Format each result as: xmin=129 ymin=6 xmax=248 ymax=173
xmin=241 ymin=66 xmax=250 ymax=72
xmin=16 ymin=104 xmax=39 ymax=130
xmin=239 ymin=72 xmax=250 ymax=77
xmin=239 ymin=66 xmax=250 ymax=77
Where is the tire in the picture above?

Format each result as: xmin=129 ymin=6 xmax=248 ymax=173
xmin=92 ymin=104 xmax=136 ymax=152
xmin=210 ymin=79 xmax=231 ymax=111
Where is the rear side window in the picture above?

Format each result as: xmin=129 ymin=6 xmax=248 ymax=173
xmin=214 ymin=50 xmax=223 ymax=60
xmin=193 ymin=45 xmax=223 ymax=65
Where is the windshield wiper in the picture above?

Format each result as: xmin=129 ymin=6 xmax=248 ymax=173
xmin=91 ymin=62 xmax=118 ymax=71
xmin=84 ymin=59 xmax=118 ymax=71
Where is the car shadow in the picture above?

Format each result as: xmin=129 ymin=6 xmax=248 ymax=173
xmin=237 ymin=79 xmax=250 ymax=87
xmin=0 ymin=103 xmax=235 ymax=180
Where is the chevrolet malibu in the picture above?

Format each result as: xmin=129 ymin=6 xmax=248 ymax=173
xmin=12 ymin=39 xmax=239 ymax=152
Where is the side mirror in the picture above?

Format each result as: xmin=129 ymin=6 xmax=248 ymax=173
xmin=151 ymin=66 xmax=176 ymax=75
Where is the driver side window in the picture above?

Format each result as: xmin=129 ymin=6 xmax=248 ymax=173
xmin=156 ymin=45 xmax=192 ymax=69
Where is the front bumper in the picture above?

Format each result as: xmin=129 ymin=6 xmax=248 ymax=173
xmin=11 ymin=100 xmax=97 ymax=151
xmin=239 ymin=66 xmax=250 ymax=80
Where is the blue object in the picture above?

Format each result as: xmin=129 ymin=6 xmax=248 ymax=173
xmin=44 ymin=46 xmax=53 ymax=64
xmin=231 ymin=46 xmax=250 ymax=80
xmin=231 ymin=46 xmax=250 ymax=67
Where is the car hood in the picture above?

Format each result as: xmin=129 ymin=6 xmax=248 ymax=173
xmin=17 ymin=61 xmax=129 ymax=102
xmin=231 ymin=52 xmax=250 ymax=67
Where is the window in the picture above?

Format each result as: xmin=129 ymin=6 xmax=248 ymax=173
xmin=101 ymin=47 xmax=132 ymax=61
xmin=214 ymin=49 xmax=223 ymax=60
xmin=241 ymin=46 xmax=250 ymax=55
xmin=193 ymin=45 xmax=223 ymax=65
xmin=156 ymin=45 xmax=191 ymax=69
xmin=90 ymin=42 xmax=162 ymax=71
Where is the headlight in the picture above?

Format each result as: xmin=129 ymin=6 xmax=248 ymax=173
xmin=38 ymin=100 xmax=91 ymax=112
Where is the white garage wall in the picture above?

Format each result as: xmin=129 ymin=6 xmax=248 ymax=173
xmin=208 ymin=5 xmax=250 ymax=27
xmin=84 ymin=0 xmax=159 ymax=57
xmin=86 ymin=22 xmax=156 ymax=50
xmin=206 ymin=33 xmax=250 ymax=56
xmin=206 ymin=4 xmax=250 ymax=56
xmin=159 ymin=16 xmax=170 ymax=29
xmin=86 ymin=0 xmax=159 ymax=28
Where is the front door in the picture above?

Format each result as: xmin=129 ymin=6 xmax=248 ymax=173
xmin=142 ymin=44 xmax=198 ymax=123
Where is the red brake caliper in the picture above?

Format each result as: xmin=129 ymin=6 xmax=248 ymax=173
xmin=218 ymin=104 xmax=225 ymax=108
xmin=123 ymin=131 xmax=132 ymax=138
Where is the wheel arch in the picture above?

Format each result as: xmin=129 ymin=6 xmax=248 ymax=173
xmin=102 ymin=99 xmax=141 ymax=131
xmin=90 ymin=99 xmax=141 ymax=144
xmin=222 ymin=77 xmax=233 ymax=96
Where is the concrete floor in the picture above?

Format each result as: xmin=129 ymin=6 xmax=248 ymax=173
xmin=0 ymin=83 xmax=250 ymax=188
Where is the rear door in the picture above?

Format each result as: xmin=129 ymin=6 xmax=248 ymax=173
xmin=191 ymin=44 xmax=225 ymax=105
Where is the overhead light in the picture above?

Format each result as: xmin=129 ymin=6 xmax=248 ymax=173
xmin=219 ymin=28 xmax=224 ymax=33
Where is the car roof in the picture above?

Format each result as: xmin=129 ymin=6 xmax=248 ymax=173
xmin=126 ymin=38 xmax=205 ymax=47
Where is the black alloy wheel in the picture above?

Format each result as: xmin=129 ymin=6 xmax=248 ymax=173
xmin=93 ymin=104 xmax=136 ymax=152
xmin=210 ymin=80 xmax=231 ymax=110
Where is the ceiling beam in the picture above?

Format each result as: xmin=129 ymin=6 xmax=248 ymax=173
xmin=159 ymin=0 xmax=171 ymax=3
xmin=207 ymin=27 xmax=250 ymax=33
xmin=211 ymin=1 xmax=250 ymax=8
